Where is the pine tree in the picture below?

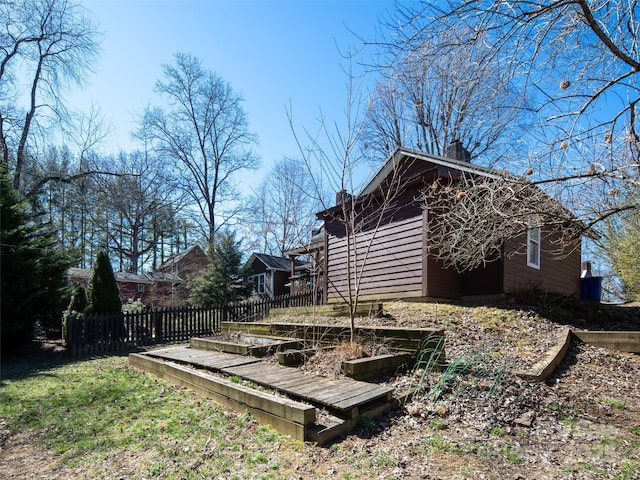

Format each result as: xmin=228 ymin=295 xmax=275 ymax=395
xmin=190 ymin=232 xmax=250 ymax=306
xmin=1 ymin=165 xmax=72 ymax=349
xmin=67 ymin=284 xmax=88 ymax=313
xmin=87 ymin=251 xmax=122 ymax=313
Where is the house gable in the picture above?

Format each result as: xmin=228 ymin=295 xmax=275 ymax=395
xmin=156 ymin=245 xmax=208 ymax=280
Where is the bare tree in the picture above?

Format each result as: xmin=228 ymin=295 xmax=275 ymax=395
xmin=289 ymin=55 xmax=410 ymax=341
xmin=0 ymin=0 xmax=100 ymax=192
xmin=247 ymin=157 xmax=322 ymax=256
xmin=386 ymin=0 xmax=640 ymax=241
xmin=95 ymin=151 xmax=184 ymax=274
xmin=142 ymin=52 xmax=259 ymax=244
xmin=23 ymin=104 xmax=112 ymax=198
xmin=361 ymin=77 xmax=408 ymax=158
xmin=419 ymin=172 xmax=584 ymax=273
xmin=364 ymin=27 xmax=525 ymax=163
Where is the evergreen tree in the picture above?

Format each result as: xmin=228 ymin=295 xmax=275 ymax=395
xmin=1 ymin=165 xmax=72 ymax=349
xmin=87 ymin=251 xmax=122 ymax=313
xmin=190 ymin=232 xmax=250 ymax=306
xmin=67 ymin=284 xmax=88 ymax=313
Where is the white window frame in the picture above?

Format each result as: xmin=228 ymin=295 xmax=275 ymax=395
xmin=527 ymin=222 xmax=541 ymax=270
xmin=250 ymin=273 xmax=266 ymax=295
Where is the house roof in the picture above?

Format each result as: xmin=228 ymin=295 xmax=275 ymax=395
xmin=317 ymin=147 xmax=503 ymax=221
xmin=360 ymin=146 xmax=502 ymax=197
xmin=318 ymin=145 xmax=577 ymax=222
xmin=156 ymin=245 xmax=205 ymax=271
xmin=245 ymin=253 xmax=307 ymax=272
xmin=320 ymin=146 xmax=591 ymax=238
xmin=68 ymin=267 xmax=183 ymax=284
xmin=284 ymin=225 xmax=325 ymax=256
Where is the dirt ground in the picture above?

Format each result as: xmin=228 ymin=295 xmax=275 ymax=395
xmin=1 ymin=299 xmax=639 ymax=479
xmin=271 ymin=299 xmax=640 ymax=479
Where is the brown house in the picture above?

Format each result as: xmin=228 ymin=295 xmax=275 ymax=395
xmin=155 ymin=245 xmax=209 ymax=303
xmin=311 ymin=146 xmax=582 ymax=303
xmin=67 ymin=268 xmax=183 ymax=307
xmin=68 ymin=246 xmax=210 ymax=307
xmin=245 ymin=253 xmax=311 ymax=299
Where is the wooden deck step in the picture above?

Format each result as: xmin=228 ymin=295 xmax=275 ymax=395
xmin=146 ymin=346 xmax=261 ymax=370
xmin=133 ymin=346 xmax=396 ymax=445
xmin=223 ymin=361 xmax=393 ymax=414
xmin=145 ymin=346 xmax=394 ymax=415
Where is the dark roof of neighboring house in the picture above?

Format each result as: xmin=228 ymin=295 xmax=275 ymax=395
xmin=245 ymin=253 xmax=308 ymax=272
xmin=68 ymin=267 xmax=183 ymax=284
xmin=156 ymin=245 xmax=206 ymax=271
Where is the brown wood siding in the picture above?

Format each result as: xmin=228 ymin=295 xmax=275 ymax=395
xmin=326 ymin=216 xmax=423 ymax=302
xmin=249 ymin=262 xmax=268 ymax=275
xmin=461 ymin=260 xmax=504 ymax=296
xmin=423 ymin=255 xmax=461 ymax=298
xmin=503 ymin=230 xmax=581 ymax=296
xmin=422 ymin=209 xmax=462 ymax=299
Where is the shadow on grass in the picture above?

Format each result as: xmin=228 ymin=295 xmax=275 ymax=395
xmin=0 ymin=336 xmax=146 ymax=383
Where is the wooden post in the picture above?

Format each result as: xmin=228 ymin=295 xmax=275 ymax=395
xmin=154 ymin=308 xmax=163 ymax=345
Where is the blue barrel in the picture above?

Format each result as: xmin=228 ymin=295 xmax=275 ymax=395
xmin=581 ymin=276 xmax=602 ymax=301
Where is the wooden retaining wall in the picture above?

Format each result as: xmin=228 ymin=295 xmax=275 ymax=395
xmin=514 ymin=329 xmax=640 ymax=382
xmin=514 ymin=328 xmax=573 ymax=382
xmin=129 ymin=353 xmax=315 ymax=441
xmin=342 ymin=353 xmax=413 ymax=380
xmin=572 ymin=331 xmax=640 ymax=353
xmin=220 ymin=321 xmax=445 ymax=355
xmin=269 ymin=303 xmax=383 ymax=317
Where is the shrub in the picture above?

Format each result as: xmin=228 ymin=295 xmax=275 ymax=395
xmin=87 ymin=251 xmax=122 ymax=314
xmin=67 ymin=284 xmax=88 ymax=313
xmin=189 ymin=232 xmax=250 ymax=306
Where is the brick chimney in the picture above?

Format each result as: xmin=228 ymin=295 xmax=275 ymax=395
xmin=336 ymin=189 xmax=351 ymax=205
xmin=445 ymin=139 xmax=471 ymax=162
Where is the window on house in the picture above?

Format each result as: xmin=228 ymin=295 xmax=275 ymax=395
xmin=250 ymin=273 xmax=266 ymax=295
xmin=137 ymin=283 xmax=145 ymax=293
xmin=527 ymin=223 xmax=541 ymax=269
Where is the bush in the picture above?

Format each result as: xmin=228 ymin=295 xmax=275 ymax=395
xmin=67 ymin=284 xmax=88 ymax=313
xmin=122 ymin=298 xmax=146 ymax=313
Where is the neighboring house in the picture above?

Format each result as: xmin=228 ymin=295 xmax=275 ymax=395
xmin=68 ymin=246 xmax=210 ymax=307
xmin=155 ymin=245 xmax=209 ymax=303
xmin=311 ymin=145 xmax=582 ymax=303
xmin=67 ymin=268 xmax=183 ymax=307
xmin=286 ymin=226 xmax=325 ymax=296
xmin=245 ymin=253 xmax=312 ymax=299
xmin=155 ymin=245 xmax=208 ymax=279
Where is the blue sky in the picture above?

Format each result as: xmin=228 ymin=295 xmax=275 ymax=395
xmin=71 ymin=0 xmax=396 ymax=189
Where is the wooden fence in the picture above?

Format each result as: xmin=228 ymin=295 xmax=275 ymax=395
xmin=64 ymin=289 xmax=322 ymax=356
